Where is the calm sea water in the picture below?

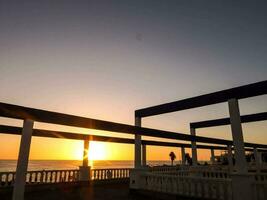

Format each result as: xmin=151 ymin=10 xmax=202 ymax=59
xmin=0 ymin=160 xmax=177 ymax=172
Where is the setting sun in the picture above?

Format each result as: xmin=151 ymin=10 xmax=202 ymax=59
xmin=88 ymin=141 xmax=107 ymax=161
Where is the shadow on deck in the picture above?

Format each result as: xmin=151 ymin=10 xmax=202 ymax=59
xmin=0 ymin=180 xmax=154 ymax=200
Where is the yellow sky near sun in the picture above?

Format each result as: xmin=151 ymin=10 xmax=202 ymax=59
xmin=0 ymin=132 xmax=216 ymax=161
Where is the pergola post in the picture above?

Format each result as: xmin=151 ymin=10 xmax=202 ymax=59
xmin=130 ymin=116 xmax=148 ymax=190
xmin=79 ymin=139 xmax=90 ymax=181
xmin=228 ymin=98 xmax=248 ymax=173
xmin=142 ymin=144 xmax=146 ymax=166
xmin=83 ymin=140 xmax=89 ymax=167
xmin=210 ymin=149 xmax=215 ymax=164
xmin=253 ymin=148 xmax=260 ymax=172
xmin=228 ymin=98 xmax=252 ymax=200
xmin=12 ymin=119 xmax=34 ymax=200
xmin=227 ymin=145 xmax=233 ymax=172
xmin=181 ymin=147 xmax=186 ymax=165
xmin=134 ymin=116 xmax=142 ymax=169
xmin=190 ymin=127 xmax=198 ymax=166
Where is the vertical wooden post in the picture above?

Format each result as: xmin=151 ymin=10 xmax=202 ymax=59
xmin=210 ymin=149 xmax=215 ymax=164
xmin=181 ymin=147 xmax=186 ymax=165
xmin=12 ymin=119 xmax=34 ymax=200
xmin=190 ymin=127 xmax=198 ymax=166
xmin=134 ymin=116 xmax=142 ymax=169
xmin=83 ymin=140 xmax=89 ymax=167
xmin=79 ymin=140 xmax=90 ymax=181
xmin=228 ymin=99 xmax=251 ymax=200
xmin=142 ymin=144 xmax=146 ymax=166
xmin=228 ymin=98 xmax=248 ymax=173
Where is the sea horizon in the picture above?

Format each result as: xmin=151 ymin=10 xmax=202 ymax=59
xmin=0 ymin=159 xmax=211 ymax=172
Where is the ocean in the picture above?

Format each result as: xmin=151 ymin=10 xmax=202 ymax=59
xmin=0 ymin=160 xmax=177 ymax=172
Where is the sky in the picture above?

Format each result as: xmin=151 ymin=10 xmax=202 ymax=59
xmin=0 ymin=1 xmax=266 ymax=162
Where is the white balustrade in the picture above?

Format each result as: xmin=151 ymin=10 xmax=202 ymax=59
xmin=91 ymin=168 xmax=130 ymax=180
xmin=253 ymin=173 xmax=267 ymax=200
xmin=140 ymin=172 xmax=233 ymax=200
xmin=0 ymin=169 xmax=79 ymax=187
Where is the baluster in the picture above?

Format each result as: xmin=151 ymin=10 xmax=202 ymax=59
xmin=60 ymin=171 xmax=64 ymax=182
xmin=0 ymin=173 xmax=3 ymax=187
xmin=73 ymin=170 xmax=75 ymax=182
xmin=97 ymin=170 xmax=100 ymax=180
xmin=3 ymin=174 xmax=7 ymax=187
xmin=27 ymin=173 xmax=31 ymax=184
xmin=93 ymin=170 xmax=96 ymax=180
xmin=101 ymin=170 xmax=104 ymax=180
xmin=32 ymin=172 xmax=36 ymax=183
xmin=41 ymin=171 xmax=45 ymax=183
xmin=66 ymin=171 xmax=69 ymax=182
xmin=98 ymin=170 xmax=100 ymax=180
xmin=96 ymin=170 xmax=99 ymax=180
xmin=106 ymin=169 xmax=108 ymax=179
xmin=7 ymin=173 xmax=12 ymax=186
xmin=56 ymin=171 xmax=60 ymax=182
xmin=69 ymin=171 xmax=73 ymax=182
xmin=112 ymin=169 xmax=115 ymax=179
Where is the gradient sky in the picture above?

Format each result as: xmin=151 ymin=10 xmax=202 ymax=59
xmin=0 ymin=1 xmax=266 ymax=161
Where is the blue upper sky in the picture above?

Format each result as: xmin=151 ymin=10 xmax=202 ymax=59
xmin=0 ymin=0 xmax=266 ymax=145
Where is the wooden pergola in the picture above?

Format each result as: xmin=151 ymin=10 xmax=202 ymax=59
xmin=0 ymin=80 xmax=266 ymax=200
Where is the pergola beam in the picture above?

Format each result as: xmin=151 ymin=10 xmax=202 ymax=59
xmin=135 ymin=80 xmax=267 ymax=117
xmin=0 ymin=103 xmax=240 ymax=145
xmin=1 ymin=102 xmax=267 ymax=147
xmin=190 ymin=112 xmax=267 ymax=129
xmin=1 ymin=125 xmax=266 ymax=152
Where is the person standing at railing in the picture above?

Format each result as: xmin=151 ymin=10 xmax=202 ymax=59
xmin=169 ymin=152 xmax=176 ymax=166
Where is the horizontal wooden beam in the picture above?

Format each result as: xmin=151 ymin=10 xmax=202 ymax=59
xmin=135 ymin=80 xmax=267 ymax=117
xmin=1 ymin=102 xmax=267 ymax=148
xmin=0 ymin=102 xmax=232 ymax=145
xmin=190 ymin=112 xmax=267 ymax=129
xmin=0 ymin=125 xmax=227 ymax=150
xmin=0 ymin=125 xmax=266 ymax=151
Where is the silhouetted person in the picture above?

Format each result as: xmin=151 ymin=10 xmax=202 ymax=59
xmin=169 ymin=151 xmax=176 ymax=166
xmin=185 ymin=153 xmax=193 ymax=166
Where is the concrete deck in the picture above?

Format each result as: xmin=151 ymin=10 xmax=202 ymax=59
xmin=0 ymin=181 xmax=150 ymax=200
